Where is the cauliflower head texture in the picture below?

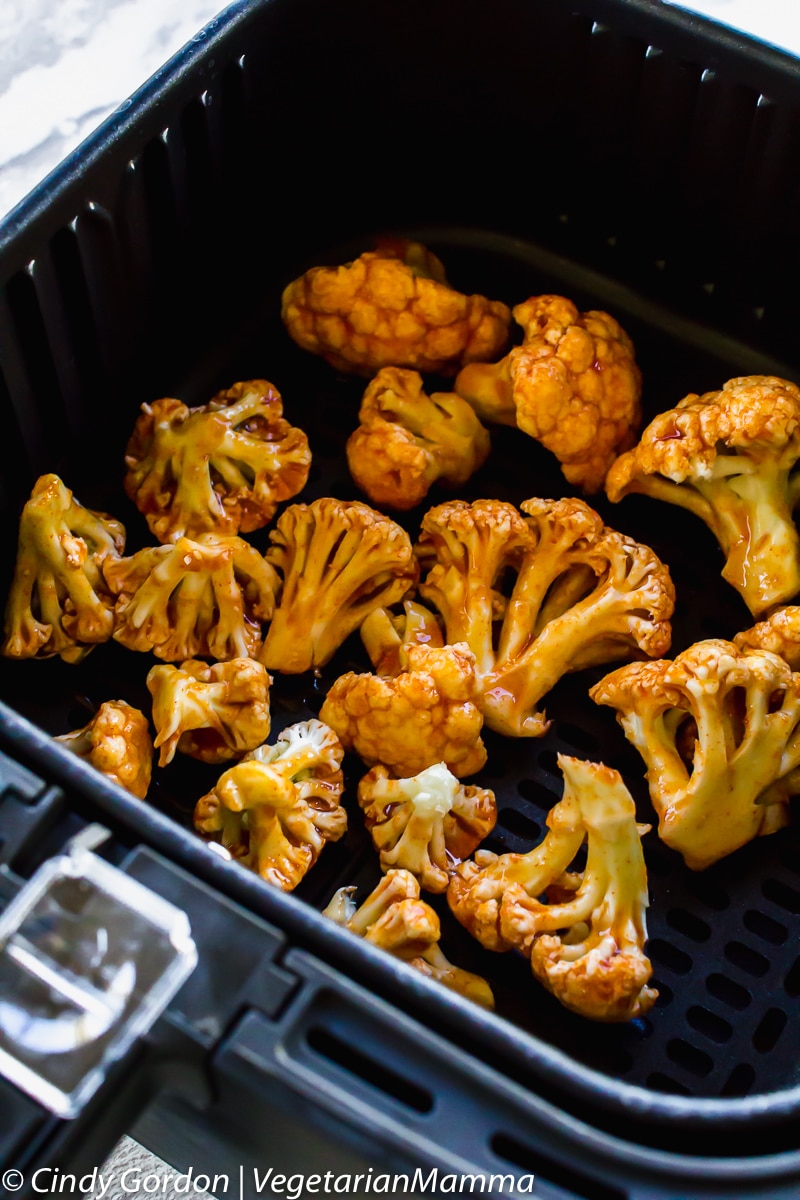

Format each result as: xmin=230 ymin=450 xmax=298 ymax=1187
xmin=358 ymin=762 xmax=497 ymax=892
xmin=147 ymin=657 xmax=272 ymax=766
xmin=260 ymin=497 xmax=417 ymax=673
xmin=734 ymin=606 xmax=800 ymax=670
xmin=417 ymin=497 xmax=674 ymax=736
xmin=449 ymin=755 xmax=655 ymax=1021
xmin=3 ymin=474 xmax=125 ymax=663
xmin=323 ymin=869 xmax=494 ymax=1008
xmin=55 ymin=700 xmax=153 ymax=799
xmin=106 ymin=532 xmax=279 ymax=662
xmin=346 ymin=367 xmax=491 ymax=510
xmin=194 ymin=718 xmax=346 ymax=890
xmin=124 ymin=380 xmax=311 ymax=543
xmin=319 ymin=641 xmax=487 ymax=778
xmin=590 ymin=639 xmax=800 ymax=870
xmin=455 ymin=295 xmax=642 ymax=492
xmin=281 ymin=239 xmax=511 ymax=377
xmin=606 ymin=375 xmax=800 ymax=615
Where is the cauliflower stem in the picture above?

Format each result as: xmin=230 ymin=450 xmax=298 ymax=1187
xmin=590 ymin=640 xmax=800 ymax=869
xmin=418 ymin=497 xmax=674 ymax=736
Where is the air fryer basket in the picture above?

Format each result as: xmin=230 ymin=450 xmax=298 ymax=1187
xmin=3 ymin=0 xmax=800 ymax=1171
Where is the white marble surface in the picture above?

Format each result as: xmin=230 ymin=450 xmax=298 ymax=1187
xmin=0 ymin=0 xmax=228 ymax=221
xmin=664 ymin=0 xmax=800 ymax=57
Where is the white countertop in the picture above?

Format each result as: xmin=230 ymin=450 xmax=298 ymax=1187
xmin=0 ymin=0 xmax=227 ymax=222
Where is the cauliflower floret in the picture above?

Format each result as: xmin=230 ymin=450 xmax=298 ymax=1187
xmin=124 ymin=379 xmax=311 ymax=543
xmin=323 ymin=870 xmax=494 ymax=1009
xmin=346 ymin=367 xmax=491 ymax=510
xmin=606 ymin=376 xmax=800 ymax=615
xmin=448 ymin=781 xmax=586 ymax=952
xmin=194 ymin=718 xmax=346 ymax=890
xmin=281 ymin=239 xmax=511 ymax=377
xmin=455 ymin=295 xmax=641 ymax=493
xmin=3 ymin=474 xmax=125 ymax=663
xmin=147 ymin=657 xmax=271 ymax=766
xmin=358 ymin=762 xmax=497 ymax=892
xmin=734 ymin=606 xmax=800 ymax=669
xmin=55 ymin=700 xmax=153 ymax=799
xmin=498 ymin=756 xmax=656 ymax=1022
xmin=319 ymin=641 xmax=487 ymax=778
xmin=590 ymin=639 xmax=800 ymax=870
xmin=259 ymin=497 xmax=417 ymax=673
xmin=360 ymin=599 xmax=444 ymax=677
xmin=418 ymin=497 xmax=674 ymax=736
xmin=106 ymin=532 xmax=279 ymax=662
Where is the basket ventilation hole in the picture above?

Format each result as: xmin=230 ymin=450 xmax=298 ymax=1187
xmin=752 ymin=1008 xmax=788 ymax=1054
xmin=743 ymin=908 xmax=787 ymax=945
xmin=497 ymin=808 xmax=541 ymax=841
xmin=305 ymin=1026 xmax=433 ymax=1113
xmin=705 ymin=972 xmax=751 ymax=1010
xmin=724 ymin=941 xmax=770 ymax=978
xmin=555 ymin=721 xmax=600 ymax=755
xmin=665 ymin=907 xmax=711 ymax=942
xmin=490 ymin=1134 xmax=625 ymax=1200
xmin=720 ymin=1063 xmax=755 ymax=1097
xmin=516 ymin=778 xmax=552 ymax=805
xmin=666 ymin=1038 xmax=713 ymax=1078
xmin=761 ymin=878 xmax=800 ymax=914
xmin=684 ymin=874 xmax=730 ymax=911
xmin=686 ymin=1005 xmax=732 ymax=1044
xmin=647 ymin=938 xmax=693 ymax=975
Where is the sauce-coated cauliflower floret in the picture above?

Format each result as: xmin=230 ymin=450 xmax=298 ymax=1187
xmin=194 ymin=719 xmax=346 ymax=890
xmin=455 ymin=295 xmax=641 ymax=493
xmin=590 ymin=639 xmax=800 ymax=870
xmin=323 ymin=869 xmax=494 ymax=1008
xmin=106 ymin=532 xmax=279 ymax=662
xmin=3 ymin=474 xmax=125 ymax=663
xmin=124 ymin=379 xmax=311 ymax=543
xmin=260 ymin=497 xmax=417 ymax=673
xmin=734 ymin=606 xmax=800 ymax=669
xmin=281 ymin=239 xmax=511 ymax=377
xmin=147 ymin=657 xmax=272 ymax=766
xmin=346 ymin=367 xmax=491 ymax=510
xmin=418 ymin=497 xmax=674 ymax=736
xmin=55 ymin=700 xmax=153 ymax=799
xmin=359 ymin=599 xmax=444 ymax=677
xmin=450 ymin=756 xmax=655 ymax=1022
xmin=606 ymin=376 xmax=800 ymax=615
xmin=503 ymin=757 xmax=655 ymax=1022
xmin=448 ymin=780 xmax=586 ymax=952
xmin=358 ymin=762 xmax=497 ymax=892
xmin=319 ymin=641 xmax=487 ymax=778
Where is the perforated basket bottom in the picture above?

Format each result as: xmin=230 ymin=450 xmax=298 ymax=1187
xmin=2 ymin=228 xmax=800 ymax=1104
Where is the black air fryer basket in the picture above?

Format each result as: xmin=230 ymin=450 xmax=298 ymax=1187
xmin=2 ymin=1 xmax=800 ymax=1196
